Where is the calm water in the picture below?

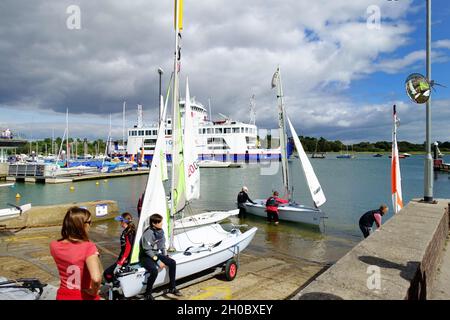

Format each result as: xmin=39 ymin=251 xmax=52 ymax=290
xmin=2 ymin=154 xmax=450 ymax=264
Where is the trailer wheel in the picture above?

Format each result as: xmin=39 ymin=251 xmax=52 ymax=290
xmin=225 ymin=259 xmax=238 ymax=281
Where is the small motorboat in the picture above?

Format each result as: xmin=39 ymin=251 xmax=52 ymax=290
xmin=373 ymin=154 xmax=383 ymax=158
xmin=0 ymin=277 xmax=47 ymax=300
xmin=0 ymin=204 xmax=32 ymax=222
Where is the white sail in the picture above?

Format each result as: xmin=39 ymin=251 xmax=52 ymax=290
xmin=272 ymin=67 xmax=290 ymax=199
xmin=184 ymin=78 xmax=200 ymax=201
xmin=130 ymin=105 xmax=170 ymax=264
xmin=391 ymin=105 xmax=403 ymax=214
xmin=287 ymin=117 xmax=326 ymax=208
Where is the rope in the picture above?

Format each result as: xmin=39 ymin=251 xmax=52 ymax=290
xmin=175 ymin=203 xmax=229 ymax=248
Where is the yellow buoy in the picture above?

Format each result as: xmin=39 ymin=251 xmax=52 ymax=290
xmin=15 ymin=193 xmax=21 ymax=199
xmin=104 ymin=179 xmax=108 ymax=183
xmin=70 ymin=186 xmax=75 ymax=192
xmin=96 ymin=181 xmax=100 ymax=186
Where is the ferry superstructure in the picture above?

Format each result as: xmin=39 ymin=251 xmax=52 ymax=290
xmin=120 ymin=99 xmax=285 ymax=162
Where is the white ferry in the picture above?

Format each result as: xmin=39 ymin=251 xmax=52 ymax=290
xmin=117 ymin=99 xmax=287 ymax=162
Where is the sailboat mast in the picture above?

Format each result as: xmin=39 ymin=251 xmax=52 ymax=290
xmin=169 ymin=0 xmax=183 ymax=250
xmin=208 ymin=98 xmax=212 ymax=121
xmin=66 ymin=108 xmax=69 ymax=163
xmin=122 ymin=101 xmax=126 ymax=151
xmin=276 ymin=67 xmax=291 ymax=200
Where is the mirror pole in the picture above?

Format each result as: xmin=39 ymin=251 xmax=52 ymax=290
xmin=424 ymin=0 xmax=433 ymax=202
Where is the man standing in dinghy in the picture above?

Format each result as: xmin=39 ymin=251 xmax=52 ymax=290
xmin=237 ymin=186 xmax=256 ymax=218
xmin=140 ymin=214 xmax=182 ymax=300
xmin=265 ymin=191 xmax=289 ymax=225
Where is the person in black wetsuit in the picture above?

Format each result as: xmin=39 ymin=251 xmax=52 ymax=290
xmin=237 ymin=186 xmax=256 ymax=218
xmin=359 ymin=205 xmax=389 ymax=238
xmin=103 ymin=212 xmax=136 ymax=282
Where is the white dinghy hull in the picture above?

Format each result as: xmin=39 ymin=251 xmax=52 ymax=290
xmin=117 ymin=224 xmax=257 ymax=298
xmin=244 ymin=200 xmax=325 ymax=226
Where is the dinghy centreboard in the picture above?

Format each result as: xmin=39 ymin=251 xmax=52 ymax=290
xmin=114 ymin=0 xmax=257 ymax=299
xmin=245 ymin=67 xmax=327 ymax=226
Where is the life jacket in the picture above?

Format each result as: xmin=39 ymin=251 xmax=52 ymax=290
xmin=266 ymin=197 xmax=277 ymax=207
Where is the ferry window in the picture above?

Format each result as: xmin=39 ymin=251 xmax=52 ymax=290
xmin=139 ymin=130 xmax=144 ymax=136
xmin=145 ymin=130 xmax=151 ymax=135
xmin=233 ymin=128 xmax=240 ymax=133
xmin=203 ymin=128 xmax=206 ymax=134
xmin=224 ymin=128 xmax=231 ymax=134
xmin=207 ymin=128 xmax=213 ymax=134
xmin=198 ymin=129 xmax=202 ymax=134
xmin=241 ymin=127 xmax=244 ymax=132
xmin=168 ymin=119 xmax=172 ymax=124
xmin=153 ymin=130 xmax=157 ymax=135
xmin=167 ymin=130 xmax=172 ymax=135
xmin=215 ymin=128 xmax=223 ymax=134
xmin=245 ymin=128 xmax=249 ymax=133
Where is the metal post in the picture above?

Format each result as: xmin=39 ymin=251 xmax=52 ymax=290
xmin=424 ymin=0 xmax=433 ymax=202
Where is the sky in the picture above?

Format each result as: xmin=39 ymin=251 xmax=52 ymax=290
xmin=0 ymin=0 xmax=449 ymax=143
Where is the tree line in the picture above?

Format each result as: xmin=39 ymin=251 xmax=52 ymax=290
xmin=298 ymin=137 xmax=450 ymax=153
xmin=15 ymin=138 xmax=110 ymax=156
xmin=12 ymin=136 xmax=450 ymax=155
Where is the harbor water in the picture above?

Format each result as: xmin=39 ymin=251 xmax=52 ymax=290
xmin=1 ymin=154 xmax=449 ymax=265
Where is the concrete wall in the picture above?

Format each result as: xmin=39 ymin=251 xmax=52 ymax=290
xmin=1 ymin=200 xmax=119 ymax=229
xmin=294 ymin=199 xmax=450 ymax=300
xmin=0 ymin=163 xmax=7 ymax=177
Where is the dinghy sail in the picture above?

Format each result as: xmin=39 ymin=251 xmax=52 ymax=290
xmin=391 ymin=105 xmax=403 ymax=214
xmin=244 ymin=67 xmax=327 ymax=226
xmin=287 ymin=117 xmax=326 ymax=208
xmin=129 ymin=98 xmax=170 ymax=264
xmin=184 ymin=78 xmax=200 ymax=202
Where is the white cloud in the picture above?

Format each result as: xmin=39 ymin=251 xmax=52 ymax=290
xmin=434 ymin=39 xmax=450 ymax=50
xmin=2 ymin=0 xmax=449 ymax=142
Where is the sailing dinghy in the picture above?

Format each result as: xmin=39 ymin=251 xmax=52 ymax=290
xmin=245 ymin=67 xmax=327 ymax=226
xmin=114 ymin=1 xmax=256 ymax=298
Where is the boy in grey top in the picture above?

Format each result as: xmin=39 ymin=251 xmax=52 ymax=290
xmin=140 ymin=213 xmax=181 ymax=300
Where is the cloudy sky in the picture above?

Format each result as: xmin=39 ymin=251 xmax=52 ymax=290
xmin=0 ymin=0 xmax=449 ymax=143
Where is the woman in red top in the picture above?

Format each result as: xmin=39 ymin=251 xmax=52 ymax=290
xmin=50 ymin=207 xmax=103 ymax=300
